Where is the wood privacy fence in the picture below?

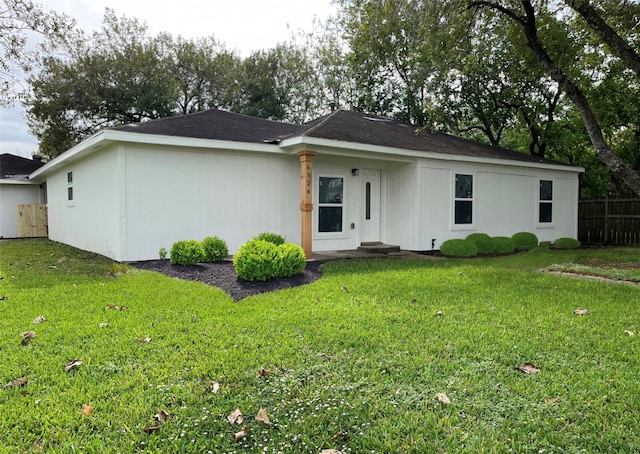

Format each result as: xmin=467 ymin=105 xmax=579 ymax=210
xmin=17 ymin=204 xmax=48 ymax=238
xmin=578 ymin=198 xmax=640 ymax=245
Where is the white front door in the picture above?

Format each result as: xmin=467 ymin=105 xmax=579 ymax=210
xmin=360 ymin=169 xmax=381 ymax=243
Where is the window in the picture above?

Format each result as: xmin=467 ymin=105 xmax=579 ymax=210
xmin=539 ymin=180 xmax=553 ymax=223
xmin=454 ymin=174 xmax=473 ymax=224
xmin=318 ymin=176 xmax=344 ymax=233
xmin=365 ymin=182 xmax=371 ymax=220
xmin=67 ymin=171 xmax=74 ymax=205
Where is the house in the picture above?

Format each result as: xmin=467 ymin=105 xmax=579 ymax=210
xmin=0 ymin=153 xmax=46 ymax=238
xmin=28 ymin=109 xmax=583 ymax=262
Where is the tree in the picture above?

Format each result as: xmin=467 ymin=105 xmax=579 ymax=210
xmin=0 ymin=0 xmax=75 ymax=105
xmin=468 ymin=0 xmax=640 ymax=196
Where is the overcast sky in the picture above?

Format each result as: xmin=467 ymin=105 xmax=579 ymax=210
xmin=0 ymin=0 xmax=337 ymax=158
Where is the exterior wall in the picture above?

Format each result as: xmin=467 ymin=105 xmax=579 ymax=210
xmin=415 ymin=159 xmax=580 ymax=250
xmin=123 ymin=145 xmax=300 ymax=261
xmin=46 ymin=146 xmax=123 ymax=260
xmin=0 ymin=181 xmax=43 ymax=238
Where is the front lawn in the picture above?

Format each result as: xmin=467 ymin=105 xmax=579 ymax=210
xmin=1 ymin=239 xmax=639 ymax=453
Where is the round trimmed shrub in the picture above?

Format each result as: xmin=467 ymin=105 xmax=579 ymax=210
xmin=491 ymin=236 xmax=516 ymax=254
xmin=275 ymin=243 xmax=306 ymax=277
xmin=252 ymin=232 xmax=285 ymax=245
xmin=234 ymin=239 xmax=307 ymax=281
xmin=170 ymin=240 xmax=204 ymax=265
xmin=201 ymin=236 xmax=229 ymax=262
xmin=440 ymin=239 xmax=478 ymax=257
xmin=233 ymin=240 xmax=278 ymax=281
xmin=553 ymin=237 xmax=581 ymax=249
xmin=511 ymin=232 xmax=539 ymax=251
xmin=465 ymin=233 xmax=493 ymax=254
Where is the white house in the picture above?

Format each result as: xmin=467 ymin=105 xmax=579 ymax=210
xmin=29 ymin=109 xmax=584 ymax=262
xmin=0 ymin=154 xmax=46 ymax=238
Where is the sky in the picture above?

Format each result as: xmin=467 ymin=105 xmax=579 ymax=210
xmin=0 ymin=0 xmax=338 ymax=158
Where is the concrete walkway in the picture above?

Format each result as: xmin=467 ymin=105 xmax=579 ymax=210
xmin=311 ymin=249 xmax=440 ymax=261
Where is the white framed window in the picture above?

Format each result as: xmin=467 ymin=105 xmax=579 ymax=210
xmin=67 ymin=171 xmax=74 ymax=207
xmin=454 ymin=173 xmax=474 ymax=226
xmin=317 ymin=176 xmax=344 ymax=234
xmin=538 ymin=179 xmax=553 ymax=224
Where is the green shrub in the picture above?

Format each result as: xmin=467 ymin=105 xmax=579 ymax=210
xmin=201 ymin=236 xmax=229 ymax=262
xmin=491 ymin=236 xmax=516 ymax=254
xmin=553 ymin=237 xmax=581 ymax=249
xmin=465 ymin=233 xmax=493 ymax=254
xmin=440 ymin=239 xmax=478 ymax=257
xmin=252 ymin=232 xmax=285 ymax=245
xmin=511 ymin=232 xmax=539 ymax=251
xmin=234 ymin=239 xmax=306 ymax=281
xmin=170 ymin=240 xmax=204 ymax=265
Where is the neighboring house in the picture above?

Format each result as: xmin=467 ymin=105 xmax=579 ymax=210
xmin=29 ymin=109 xmax=584 ymax=262
xmin=0 ymin=154 xmax=46 ymax=238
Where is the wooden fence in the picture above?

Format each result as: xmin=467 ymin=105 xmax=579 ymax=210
xmin=17 ymin=204 xmax=48 ymax=238
xmin=578 ymin=198 xmax=640 ymax=245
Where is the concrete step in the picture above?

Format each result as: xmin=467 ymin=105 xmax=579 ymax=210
xmin=357 ymin=243 xmax=401 ymax=254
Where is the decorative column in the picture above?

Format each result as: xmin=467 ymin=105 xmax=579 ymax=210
xmin=297 ymin=151 xmax=317 ymax=259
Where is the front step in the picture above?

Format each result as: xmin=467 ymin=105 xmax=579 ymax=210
xmin=357 ymin=243 xmax=401 ymax=254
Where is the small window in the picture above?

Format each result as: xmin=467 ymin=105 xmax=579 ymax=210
xmin=67 ymin=171 xmax=74 ymax=205
xmin=539 ymin=180 xmax=553 ymax=223
xmin=454 ymin=174 xmax=473 ymax=224
xmin=318 ymin=177 xmax=344 ymax=233
xmin=365 ymin=182 xmax=371 ymax=220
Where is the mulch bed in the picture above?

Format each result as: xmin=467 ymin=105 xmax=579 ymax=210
xmin=131 ymin=260 xmax=325 ymax=301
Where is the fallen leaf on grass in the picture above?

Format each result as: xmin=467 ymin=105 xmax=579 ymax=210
xmin=106 ymin=304 xmax=118 ymax=310
xmin=331 ymin=430 xmax=348 ymax=441
xmin=0 ymin=295 xmax=8 ymax=301
xmin=436 ymin=392 xmax=451 ymax=404
xmin=231 ymin=425 xmax=249 ymax=442
xmin=573 ymin=308 xmax=589 ymax=315
xmin=81 ymin=404 xmax=93 ymax=416
xmin=142 ymin=425 xmax=161 ymax=434
xmin=624 ymin=330 xmax=635 ymax=336
xmin=3 ymin=377 xmax=28 ymax=389
xmin=341 ymin=286 xmax=349 ymax=293
xmin=544 ymin=397 xmax=557 ymax=405
xmin=191 ymin=314 xmax=198 ymax=323
xmin=64 ymin=359 xmax=83 ymax=372
xmin=435 ymin=311 xmax=444 ymax=317
xmin=137 ymin=337 xmax=152 ymax=344
xmin=20 ymin=331 xmax=36 ymax=346
xmin=33 ymin=316 xmax=46 ymax=324
xmin=517 ymin=362 xmax=540 ymax=374
xmin=154 ymin=410 xmax=171 ymax=423
xmin=99 ymin=322 xmax=110 ymax=328
xmin=321 ymin=450 xmax=343 ymax=454
xmin=227 ymin=408 xmax=244 ymax=425
xmin=256 ymin=408 xmax=270 ymax=424
xmin=258 ymin=368 xmax=270 ymax=378
xmin=208 ymin=381 xmax=220 ymax=394
xmin=410 ymin=298 xmax=417 ymax=304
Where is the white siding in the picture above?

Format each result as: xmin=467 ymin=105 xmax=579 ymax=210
xmin=123 ymin=145 xmax=300 ymax=261
xmin=0 ymin=182 xmax=43 ymax=238
xmin=46 ymin=147 xmax=123 ymax=260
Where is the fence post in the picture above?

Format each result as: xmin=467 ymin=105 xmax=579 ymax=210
xmin=604 ymin=196 xmax=609 ymax=244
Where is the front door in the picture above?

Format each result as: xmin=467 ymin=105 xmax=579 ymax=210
xmin=360 ymin=169 xmax=381 ymax=243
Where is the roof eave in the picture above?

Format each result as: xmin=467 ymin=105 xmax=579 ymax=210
xmin=279 ymin=136 xmax=585 ymax=173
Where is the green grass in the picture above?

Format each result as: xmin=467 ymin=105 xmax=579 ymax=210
xmin=1 ymin=239 xmax=640 ymax=453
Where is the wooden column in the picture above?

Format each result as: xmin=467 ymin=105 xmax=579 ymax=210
xmin=297 ymin=151 xmax=317 ymax=259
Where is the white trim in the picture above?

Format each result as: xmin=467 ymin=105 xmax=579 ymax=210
xmin=280 ymin=136 xmax=584 ymax=173
xmin=0 ymin=179 xmax=38 ymax=185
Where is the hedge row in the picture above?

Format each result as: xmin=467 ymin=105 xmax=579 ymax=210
xmin=440 ymin=232 xmax=581 ymax=258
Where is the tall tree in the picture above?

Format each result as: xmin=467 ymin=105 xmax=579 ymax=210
xmin=468 ymin=0 xmax=640 ymax=196
xmin=0 ymin=0 xmax=74 ymax=105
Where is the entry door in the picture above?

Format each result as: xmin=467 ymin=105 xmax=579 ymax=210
xmin=360 ymin=169 xmax=381 ymax=243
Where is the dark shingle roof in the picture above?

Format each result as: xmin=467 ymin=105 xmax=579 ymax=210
xmin=0 ymin=154 xmax=45 ymax=179
xmin=114 ymin=109 xmax=306 ymax=143
xmin=296 ymin=110 xmax=563 ymax=165
xmin=111 ymin=108 xmax=570 ymax=167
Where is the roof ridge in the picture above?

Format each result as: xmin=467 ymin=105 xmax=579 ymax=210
xmin=299 ymin=109 xmax=346 ymax=137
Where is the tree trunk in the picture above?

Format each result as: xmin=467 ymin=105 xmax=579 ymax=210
xmin=566 ymin=0 xmax=640 ymax=79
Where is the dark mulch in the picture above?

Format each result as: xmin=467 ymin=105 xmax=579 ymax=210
xmin=131 ymin=260 xmax=325 ymax=301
